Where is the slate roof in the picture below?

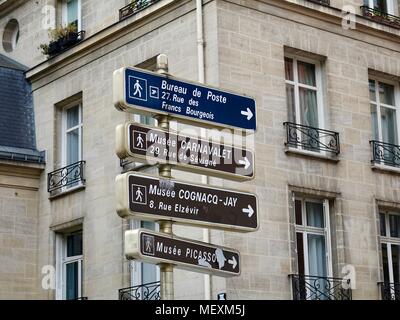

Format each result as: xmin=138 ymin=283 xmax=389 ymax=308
xmin=0 ymin=54 xmax=45 ymax=164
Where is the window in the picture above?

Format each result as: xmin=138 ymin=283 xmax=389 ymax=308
xmin=370 ymin=78 xmax=400 ymax=146
xmin=294 ymin=198 xmax=333 ymax=299
xmin=364 ymin=0 xmax=396 ymax=14
xmin=62 ymin=0 xmax=81 ymax=30
xmin=285 ymin=56 xmax=325 ymax=152
xmin=380 ymin=212 xmax=400 ymax=287
xmin=295 ymin=198 xmax=332 ymax=278
xmin=56 ymin=230 xmax=83 ymax=300
xmin=2 ymin=19 xmax=19 ymax=52
xmin=62 ymin=103 xmax=83 ymax=188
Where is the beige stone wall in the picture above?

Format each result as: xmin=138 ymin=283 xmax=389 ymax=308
xmin=1 ymin=0 xmax=400 ymax=300
xmin=0 ymin=161 xmax=43 ymax=299
xmin=217 ymin=0 xmax=400 ymax=299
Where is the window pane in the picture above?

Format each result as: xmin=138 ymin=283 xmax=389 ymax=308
xmin=307 ymin=234 xmax=327 ymax=277
xmin=299 ymin=87 xmax=318 ymax=128
xmin=296 ymin=232 xmax=305 ymax=275
xmin=370 ymin=104 xmax=379 ymax=141
xmin=67 ymin=232 xmax=82 ymax=257
xmin=306 ymin=202 xmax=324 ymax=228
xmin=66 ymin=261 xmax=79 ymax=300
xmin=297 ymin=61 xmax=316 ymax=87
xmin=369 ymin=79 xmax=376 ymax=102
xmin=382 ymin=243 xmax=390 ymax=282
xmin=284 ymin=57 xmax=293 ymax=81
xmin=67 ymin=0 xmax=79 ymax=26
xmin=392 ymin=244 xmax=400 ymax=283
xmin=67 ymin=129 xmax=79 ymax=165
xmin=295 ymin=200 xmax=302 ymax=225
xmin=380 ymin=213 xmax=386 ymax=236
xmin=286 ymin=84 xmax=295 ymax=123
xmin=381 ymin=107 xmax=398 ymax=145
xmin=389 ymin=214 xmax=400 ymax=238
xmin=67 ymin=106 xmax=80 ymax=129
xmin=379 ymin=82 xmax=395 ymax=106
xmin=374 ymin=0 xmax=388 ymax=12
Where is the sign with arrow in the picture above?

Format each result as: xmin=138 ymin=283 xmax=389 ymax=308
xmin=116 ymin=172 xmax=258 ymax=232
xmin=116 ymin=122 xmax=254 ymax=181
xmin=125 ymin=229 xmax=241 ymax=277
xmin=113 ymin=67 xmax=256 ymax=131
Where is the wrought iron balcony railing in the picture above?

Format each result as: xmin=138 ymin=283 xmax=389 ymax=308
xmin=379 ymin=282 xmax=400 ymax=300
xmin=290 ymin=274 xmax=352 ymax=300
xmin=47 ymin=161 xmax=86 ymax=194
xmin=284 ymin=122 xmax=340 ymax=155
xmin=119 ymin=0 xmax=161 ymax=21
xmin=370 ymin=140 xmax=400 ymax=168
xmin=119 ymin=281 xmax=160 ymax=300
xmin=306 ymin=0 xmax=330 ymax=6
xmin=360 ymin=6 xmax=400 ymax=29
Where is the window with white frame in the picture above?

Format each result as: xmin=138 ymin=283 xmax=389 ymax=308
xmin=380 ymin=212 xmax=400 ymax=287
xmin=370 ymin=78 xmax=400 ymax=146
xmin=56 ymin=230 xmax=83 ymax=300
xmin=62 ymin=103 xmax=83 ymax=188
xmin=62 ymin=0 xmax=82 ymax=30
xmin=295 ymin=198 xmax=332 ymax=278
xmin=364 ymin=0 xmax=396 ymax=14
xmin=285 ymin=56 xmax=325 ymax=152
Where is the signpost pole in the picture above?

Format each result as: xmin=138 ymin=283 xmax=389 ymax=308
xmin=155 ymin=54 xmax=174 ymax=300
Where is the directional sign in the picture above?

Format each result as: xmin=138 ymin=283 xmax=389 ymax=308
xmin=113 ymin=67 xmax=256 ymax=131
xmin=116 ymin=172 xmax=258 ymax=232
xmin=125 ymin=229 xmax=241 ymax=277
xmin=115 ymin=122 xmax=254 ymax=181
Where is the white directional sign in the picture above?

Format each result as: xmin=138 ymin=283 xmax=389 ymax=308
xmin=125 ymin=229 xmax=241 ymax=277
xmin=116 ymin=172 xmax=259 ymax=232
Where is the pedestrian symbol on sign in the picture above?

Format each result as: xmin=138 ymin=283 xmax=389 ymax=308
xmin=142 ymin=234 xmax=155 ymax=256
xmin=133 ymin=131 xmax=147 ymax=150
xmin=128 ymin=76 xmax=147 ymax=101
xmin=132 ymin=184 xmax=147 ymax=205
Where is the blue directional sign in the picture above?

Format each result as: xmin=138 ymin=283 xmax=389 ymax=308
xmin=113 ymin=67 xmax=256 ymax=131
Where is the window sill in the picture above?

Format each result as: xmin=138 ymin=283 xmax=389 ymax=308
xmin=49 ymin=184 xmax=85 ymax=200
xmin=285 ymin=147 xmax=339 ymax=162
xmin=371 ymin=163 xmax=400 ymax=174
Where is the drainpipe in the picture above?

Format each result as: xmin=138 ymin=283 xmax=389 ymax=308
xmin=196 ymin=0 xmax=211 ymax=301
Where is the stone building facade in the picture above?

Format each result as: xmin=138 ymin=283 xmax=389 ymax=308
xmin=1 ymin=0 xmax=400 ymax=300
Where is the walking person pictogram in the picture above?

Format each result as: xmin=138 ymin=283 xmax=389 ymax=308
xmin=133 ymin=79 xmax=143 ymax=98
xmin=136 ymin=187 xmax=144 ymax=202
xmin=136 ymin=133 xmax=144 ymax=148
xmin=145 ymin=237 xmax=152 ymax=252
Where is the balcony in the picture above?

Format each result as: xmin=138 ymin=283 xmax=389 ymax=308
xmin=41 ymin=30 xmax=86 ymax=58
xmin=290 ymin=274 xmax=352 ymax=300
xmin=379 ymin=282 xmax=400 ymax=300
xmin=47 ymin=161 xmax=86 ymax=196
xmin=284 ymin=122 xmax=340 ymax=157
xmin=306 ymin=0 xmax=330 ymax=6
xmin=119 ymin=0 xmax=162 ymax=21
xmin=370 ymin=140 xmax=400 ymax=170
xmin=119 ymin=281 xmax=160 ymax=300
xmin=360 ymin=6 xmax=400 ymax=29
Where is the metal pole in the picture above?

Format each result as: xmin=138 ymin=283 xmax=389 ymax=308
xmin=155 ymin=54 xmax=174 ymax=300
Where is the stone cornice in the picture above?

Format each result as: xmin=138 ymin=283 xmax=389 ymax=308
xmin=0 ymin=0 xmax=26 ymax=19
